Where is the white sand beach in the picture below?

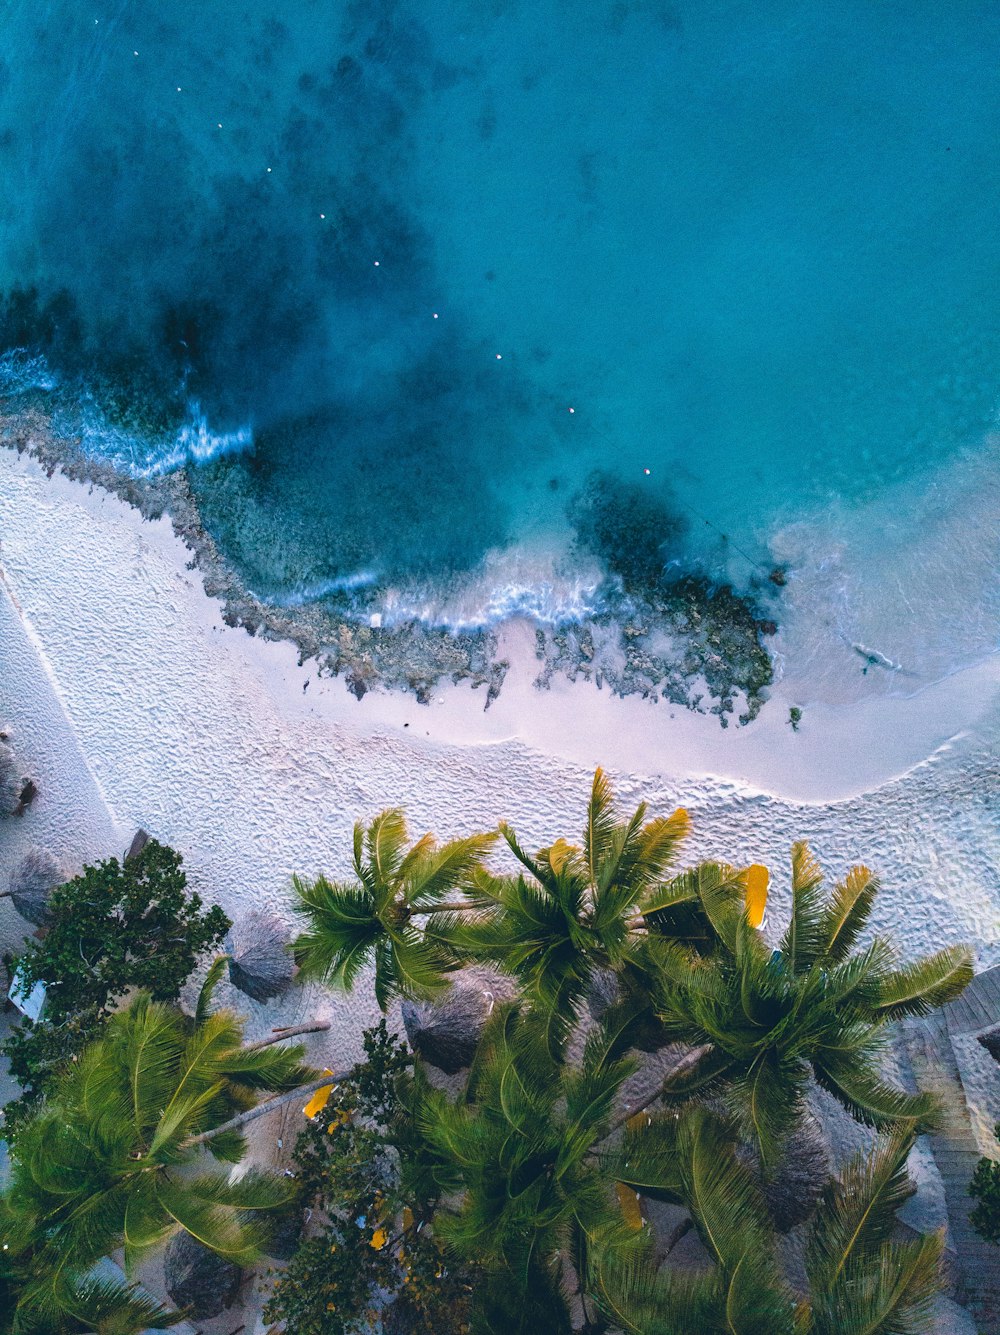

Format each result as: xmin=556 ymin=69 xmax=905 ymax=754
xmin=2 ymin=444 xmax=1000 ymax=1056
xmin=2 ymin=444 xmax=999 ymax=1331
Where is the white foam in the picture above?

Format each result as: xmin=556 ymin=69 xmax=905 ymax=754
xmin=65 ymin=398 xmax=254 ymax=478
xmin=0 ymin=348 xmax=59 ymax=394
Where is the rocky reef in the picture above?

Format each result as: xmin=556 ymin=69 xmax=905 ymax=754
xmin=1 ymin=404 xmax=778 ymax=722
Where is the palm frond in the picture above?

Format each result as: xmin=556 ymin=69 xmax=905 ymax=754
xmin=780 ymin=842 xmax=826 ymax=973
xmin=813 ymin=1050 xmax=936 ymax=1130
xmin=194 ymin=955 xmax=229 ymax=1025
xmin=365 ymin=808 xmax=410 ymax=885
xmin=870 ymin=944 xmax=974 ymax=1020
xmin=56 ymin=1271 xmax=187 ymax=1332
xmin=584 ymin=766 xmax=621 ymax=887
xmin=676 ymin=1106 xmax=775 ymax=1276
xmin=633 ymin=807 xmax=691 ymax=883
xmin=819 ymin=866 xmax=878 ymax=964
xmin=291 ymin=876 xmax=382 ymax=989
xmin=809 ymin=1232 xmax=943 ymax=1335
xmin=729 ymin=1050 xmax=809 ymax=1168
xmin=498 ymin=821 xmax=546 ymax=881
xmin=154 ymin=1177 xmax=264 ymax=1265
xmin=185 ymin=1168 xmax=296 ymax=1212
xmin=588 ymin=1242 xmax=725 ymax=1335
xmin=806 ymin=1125 xmax=944 ymax=1333
xmin=406 ymin=832 xmax=498 ymax=907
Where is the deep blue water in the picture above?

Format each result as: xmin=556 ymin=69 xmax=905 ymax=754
xmin=2 ymin=0 xmax=1000 ymax=663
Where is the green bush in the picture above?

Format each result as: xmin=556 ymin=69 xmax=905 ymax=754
xmin=970 ymin=1124 xmax=1000 ymax=1244
xmin=262 ymin=1021 xmax=473 ymax=1335
xmin=2 ymin=838 xmax=229 ymax=1124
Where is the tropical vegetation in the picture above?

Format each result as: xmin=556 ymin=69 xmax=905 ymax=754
xmin=2 ymin=838 xmax=230 ymax=1124
xmin=0 ymin=773 xmax=976 ymax=1333
xmin=969 ymin=1121 xmax=1000 ymax=1245
xmin=0 ymin=960 xmax=315 ymax=1331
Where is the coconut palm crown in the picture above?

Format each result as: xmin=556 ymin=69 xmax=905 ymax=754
xmin=0 ymin=962 xmax=313 ymax=1326
xmin=650 ymin=843 xmax=973 ymax=1164
xmin=292 ymin=809 xmax=497 ymax=1009
xmin=454 ymin=768 xmax=691 ymax=1016
xmin=599 ymin=1111 xmax=943 ymax=1335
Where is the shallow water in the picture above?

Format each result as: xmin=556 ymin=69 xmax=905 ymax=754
xmin=2 ymin=1 xmax=999 ymax=684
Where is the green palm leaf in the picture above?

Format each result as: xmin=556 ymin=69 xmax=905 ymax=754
xmin=870 ymin=944 xmax=974 ymax=1020
xmin=819 ymin=866 xmax=879 ymax=964
xmin=813 ymin=1049 xmax=935 ymax=1129
xmin=781 ymin=842 xmax=826 ymax=973
xmin=291 ymin=876 xmax=381 ymax=987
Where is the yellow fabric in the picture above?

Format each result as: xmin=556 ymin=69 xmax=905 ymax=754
xmin=744 ymin=864 xmax=769 ymax=928
xmin=303 ymin=1070 xmax=337 ymax=1118
xmin=615 ymin=1182 xmax=643 ymax=1230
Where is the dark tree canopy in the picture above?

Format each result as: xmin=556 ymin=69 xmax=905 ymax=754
xmin=2 ymin=838 xmax=230 ymax=1116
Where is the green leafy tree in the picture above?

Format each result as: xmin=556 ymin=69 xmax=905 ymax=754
xmin=598 ymin=1112 xmax=944 ymax=1335
xmin=263 ymin=1020 xmax=474 ymax=1335
xmin=651 ymin=844 xmax=972 ymax=1164
xmin=2 ymin=839 xmax=230 ymax=1119
xmin=292 ymin=811 xmax=496 ymax=1008
xmin=969 ymin=1122 xmax=1000 ymax=1244
xmin=0 ymin=963 xmax=316 ymax=1329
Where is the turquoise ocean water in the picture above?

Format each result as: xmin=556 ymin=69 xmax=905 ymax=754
xmin=2 ymin=1 xmax=999 ymax=688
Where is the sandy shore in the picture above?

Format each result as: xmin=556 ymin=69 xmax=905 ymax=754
xmin=2 ymin=445 xmax=1000 ymax=1079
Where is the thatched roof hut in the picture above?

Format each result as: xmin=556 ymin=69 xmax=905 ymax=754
xmin=402 ymin=967 xmax=517 ymax=1074
xmin=2 ymin=847 xmax=63 ymax=926
xmin=225 ymin=911 xmax=294 ymax=1003
xmin=739 ymin=1110 xmax=832 ymax=1233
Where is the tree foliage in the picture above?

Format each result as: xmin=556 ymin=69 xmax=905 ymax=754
xmin=0 ymin=966 xmax=311 ymax=1330
xmin=651 ymin=843 xmax=971 ymax=1164
xmin=969 ymin=1122 xmax=1000 ymax=1245
xmin=2 ymin=839 xmax=230 ymax=1120
xmin=262 ymin=1020 xmax=474 ymax=1335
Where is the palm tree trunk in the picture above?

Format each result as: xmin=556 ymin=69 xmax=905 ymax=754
xmin=600 ymin=1044 xmax=713 ymax=1139
xmin=182 ymin=1073 xmax=348 ymax=1148
xmin=247 ymin=1021 xmax=331 ymax=1050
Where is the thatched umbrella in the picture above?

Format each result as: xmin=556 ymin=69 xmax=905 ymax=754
xmin=225 ymin=911 xmax=295 ymax=1003
xmin=1 ymin=847 xmax=63 ymax=926
xmin=401 ymin=967 xmax=517 ymax=1074
xmin=163 ymin=1230 xmax=240 ymax=1318
xmin=738 ymin=1110 xmax=833 ymax=1233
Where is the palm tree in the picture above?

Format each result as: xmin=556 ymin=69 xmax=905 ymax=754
xmin=598 ymin=1110 xmax=943 ymax=1335
xmin=0 ymin=1259 xmax=185 ymax=1335
xmin=454 ymin=768 xmax=691 ymax=1019
xmin=292 ymin=809 xmax=497 ymax=1008
xmin=413 ymin=998 xmax=697 ymax=1330
xmin=648 ymin=843 xmax=972 ymax=1165
xmin=0 ymin=962 xmax=319 ymax=1328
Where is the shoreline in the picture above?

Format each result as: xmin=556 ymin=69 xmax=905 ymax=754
xmin=0 ymin=400 xmax=777 ymax=722
xmin=0 ymin=443 xmax=998 ymax=951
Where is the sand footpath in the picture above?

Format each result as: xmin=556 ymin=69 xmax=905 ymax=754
xmin=2 ymin=446 xmax=1000 ymax=1081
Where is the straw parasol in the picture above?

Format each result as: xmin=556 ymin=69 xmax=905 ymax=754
xmin=225 ymin=910 xmax=295 ymax=1003
xmin=1 ymin=847 xmax=64 ymax=926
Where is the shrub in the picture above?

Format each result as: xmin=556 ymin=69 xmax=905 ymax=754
xmin=262 ymin=1021 xmax=473 ymax=1335
xmin=2 ymin=838 xmax=229 ymax=1123
xmin=970 ymin=1124 xmax=1000 ymax=1244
